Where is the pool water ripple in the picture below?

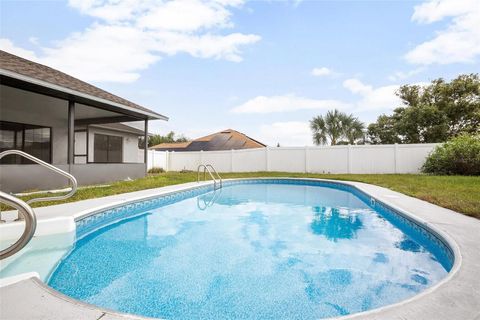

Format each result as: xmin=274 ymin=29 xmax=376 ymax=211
xmin=48 ymin=181 xmax=451 ymax=319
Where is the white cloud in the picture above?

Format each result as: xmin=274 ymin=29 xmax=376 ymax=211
xmin=232 ymin=79 xmax=405 ymax=116
xmin=342 ymin=79 xmax=372 ymax=95
xmin=41 ymin=24 xmax=161 ymax=83
xmin=68 ymin=0 xmax=144 ymax=22
xmin=311 ymin=67 xmax=333 ymax=77
xmin=406 ymin=0 xmax=480 ymax=64
xmin=258 ymin=121 xmax=312 ymax=146
xmin=151 ymin=31 xmax=260 ymax=62
xmin=0 ymin=39 xmax=38 ymax=62
xmin=411 ymin=0 xmax=474 ymax=23
xmin=231 ymin=94 xmax=348 ymax=113
xmin=388 ymin=67 xmax=425 ymax=82
xmin=343 ymin=78 xmax=402 ymax=112
xmin=137 ymin=0 xmax=233 ymax=31
xmin=0 ymin=0 xmax=260 ymax=83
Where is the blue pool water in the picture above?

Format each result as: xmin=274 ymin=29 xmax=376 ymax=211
xmin=48 ymin=180 xmax=452 ymax=319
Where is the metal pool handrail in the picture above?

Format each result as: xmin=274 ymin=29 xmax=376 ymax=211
xmin=0 ymin=191 xmax=36 ymax=259
xmin=0 ymin=149 xmax=78 ymax=204
xmin=0 ymin=150 xmax=78 ymax=260
xmin=197 ymin=164 xmax=223 ymax=190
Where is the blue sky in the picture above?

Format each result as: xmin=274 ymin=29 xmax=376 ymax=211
xmin=1 ymin=0 xmax=479 ymax=145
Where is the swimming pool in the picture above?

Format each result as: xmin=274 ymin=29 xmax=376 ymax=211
xmin=47 ymin=179 xmax=453 ymax=319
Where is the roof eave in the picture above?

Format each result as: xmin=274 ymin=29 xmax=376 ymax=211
xmin=0 ymin=68 xmax=169 ymax=121
xmin=89 ymin=124 xmax=145 ymax=136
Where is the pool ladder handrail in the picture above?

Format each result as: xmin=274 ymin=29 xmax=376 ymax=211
xmin=0 ymin=149 xmax=78 ymax=260
xmin=197 ymin=164 xmax=222 ymax=190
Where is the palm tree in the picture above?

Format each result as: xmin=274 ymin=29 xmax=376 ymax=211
xmin=310 ymin=115 xmax=327 ymax=145
xmin=325 ymin=109 xmax=345 ymax=145
xmin=310 ymin=109 xmax=365 ymax=145
xmin=310 ymin=109 xmax=345 ymax=145
xmin=341 ymin=114 xmax=365 ymax=144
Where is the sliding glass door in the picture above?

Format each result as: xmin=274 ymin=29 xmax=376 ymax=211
xmin=0 ymin=121 xmax=51 ymax=164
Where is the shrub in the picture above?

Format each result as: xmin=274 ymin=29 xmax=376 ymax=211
xmin=422 ymin=134 xmax=480 ymax=175
xmin=148 ymin=167 xmax=165 ymax=174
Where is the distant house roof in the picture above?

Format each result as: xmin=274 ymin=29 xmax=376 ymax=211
xmin=150 ymin=129 xmax=266 ymax=151
xmin=0 ymin=50 xmax=168 ymax=120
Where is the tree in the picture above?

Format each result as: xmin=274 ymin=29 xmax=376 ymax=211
xmin=341 ymin=113 xmax=366 ymax=144
xmin=310 ymin=115 xmax=327 ymax=145
xmin=368 ymin=73 xmax=480 ymax=144
xmin=139 ymin=131 xmax=189 ymax=148
xmin=367 ymin=114 xmax=401 ymax=144
xmin=396 ymin=105 xmax=449 ymax=143
xmin=310 ymin=109 xmax=365 ymax=145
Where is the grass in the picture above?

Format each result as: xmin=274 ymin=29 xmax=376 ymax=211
xmin=7 ymin=172 xmax=480 ymax=219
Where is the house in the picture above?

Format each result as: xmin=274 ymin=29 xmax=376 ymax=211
xmin=0 ymin=50 xmax=168 ymax=192
xmin=73 ymin=123 xmax=147 ymax=164
xmin=150 ymin=129 xmax=266 ymax=151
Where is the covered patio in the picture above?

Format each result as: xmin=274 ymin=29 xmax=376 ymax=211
xmin=0 ymin=50 xmax=168 ymax=192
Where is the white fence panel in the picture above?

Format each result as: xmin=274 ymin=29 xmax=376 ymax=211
xmin=396 ymin=143 xmax=437 ymax=173
xmin=169 ymin=151 xmax=201 ymax=171
xmin=268 ymin=147 xmax=306 ymax=172
xmin=147 ymin=150 xmax=167 ymax=170
xmin=232 ymin=148 xmax=266 ymax=172
xmin=307 ymin=147 xmax=349 ymax=173
xmin=350 ymin=145 xmax=396 ymax=174
xmin=201 ymin=150 xmax=233 ymax=172
xmin=155 ymin=143 xmax=439 ymax=174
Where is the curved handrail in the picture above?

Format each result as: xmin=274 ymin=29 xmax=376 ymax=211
xmin=197 ymin=164 xmax=222 ymax=190
xmin=0 ymin=150 xmax=78 ymax=260
xmin=197 ymin=164 xmax=216 ymax=188
xmin=0 ymin=191 xmax=37 ymax=259
xmin=205 ymin=164 xmax=222 ymax=188
xmin=0 ymin=150 xmax=78 ymax=204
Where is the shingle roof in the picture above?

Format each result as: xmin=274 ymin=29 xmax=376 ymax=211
xmin=0 ymin=50 xmax=167 ymax=120
xmin=150 ymin=129 xmax=266 ymax=151
xmin=151 ymin=142 xmax=191 ymax=149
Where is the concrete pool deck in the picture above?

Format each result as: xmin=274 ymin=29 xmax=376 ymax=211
xmin=1 ymin=178 xmax=479 ymax=320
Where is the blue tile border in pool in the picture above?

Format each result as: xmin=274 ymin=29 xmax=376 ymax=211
xmin=76 ymin=184 xmax=215 ymax=239
xmin=75 ymin=178 xmax=454 ymax=272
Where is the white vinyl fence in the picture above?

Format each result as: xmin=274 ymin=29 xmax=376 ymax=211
xmin=147 ymin=143 xmax=439 ymax=174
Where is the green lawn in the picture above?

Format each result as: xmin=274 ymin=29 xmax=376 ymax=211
xmin=12 ymin=172 xmax=480 ymax=219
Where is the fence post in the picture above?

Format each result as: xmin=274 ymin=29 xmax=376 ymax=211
xmin=265 ymin=147 xmax=270 ymax=172
xmin=394 ymin=143 xmax=398 ymax=174
xmin=200 ymin=150 xmax=203 ymax=166
xmin=347 ymin=144 xmax=352 ymax=174
xmin=165 ymin=151 xmax=169 ymax=171
xmin=305 ymin=146 xmax=309 ymax=173
xmin=231 ymin=149 xmax=234 ymax=172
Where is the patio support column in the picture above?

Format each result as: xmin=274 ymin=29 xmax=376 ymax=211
xmin=144 ymin=118 xmax=148 ymax=175
xmin=68 ymin=100 xmax=75 ymax=172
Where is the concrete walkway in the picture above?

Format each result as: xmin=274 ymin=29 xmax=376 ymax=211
xmin=1 ymin=178 xmax=479 ymax=320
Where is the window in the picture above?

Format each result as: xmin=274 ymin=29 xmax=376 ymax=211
xmin=0 ymin=121 xmax=51 ymax=164
xmin=94 ymin=133 xmax=123 ymax=163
